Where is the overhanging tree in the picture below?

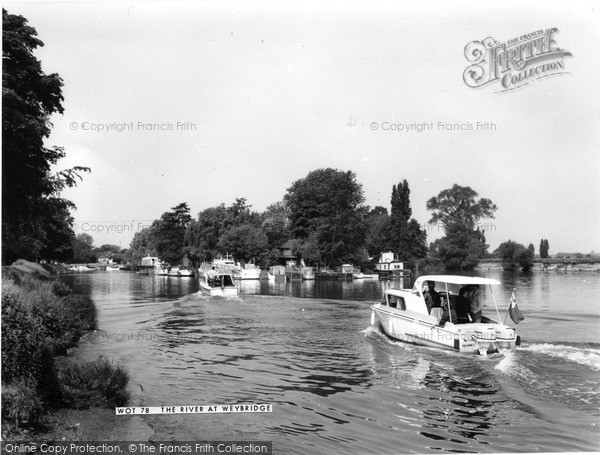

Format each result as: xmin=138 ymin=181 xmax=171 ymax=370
xmin=2 ymin=10 xmax=89 ymax=263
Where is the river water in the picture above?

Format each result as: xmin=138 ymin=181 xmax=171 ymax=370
xmin=61 ymin=270 xmax=600 ymax=454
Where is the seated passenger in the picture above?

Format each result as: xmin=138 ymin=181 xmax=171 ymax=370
xmin=437 ymin=296 xmax=457 ymax=327
xmin=424 ymin=281 xmax=442 ymax=314
xmin=467 ymin=285 xmax=482 ymax=323
xmin=455 ymin=286 xmax=470 ymax=324
xmin=207 ymin=267 xmax=217 ymax=285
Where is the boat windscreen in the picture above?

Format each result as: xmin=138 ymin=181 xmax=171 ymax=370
xmin=221 ymin=275 xmax=234 ymax=286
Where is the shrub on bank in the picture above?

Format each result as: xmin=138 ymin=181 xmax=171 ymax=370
xmin=1 ymin=262 xmax=129 ymax=432
xmin=60 ymin=357 xmax=130 ymax=408
xmin=1 ymin=281 xmax=48 ymax=384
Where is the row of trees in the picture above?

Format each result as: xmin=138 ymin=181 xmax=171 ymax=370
xmin=126 ymin=169 xmax=509 ymax=271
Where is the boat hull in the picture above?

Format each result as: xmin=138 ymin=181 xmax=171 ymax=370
xmin=372 ymin=305 xmax=517 ymax=355
xmin=233 ymin=268 xmax=261 ymax=280
xmin=199 ymin=281 xmax=238 ymax=297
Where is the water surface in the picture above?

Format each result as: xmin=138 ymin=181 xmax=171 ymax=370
xmin=62 ymin=271 xmax=600 ymax=453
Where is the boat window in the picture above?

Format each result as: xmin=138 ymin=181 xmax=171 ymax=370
xmin=386 ymin=295 xmax=406 ymax=310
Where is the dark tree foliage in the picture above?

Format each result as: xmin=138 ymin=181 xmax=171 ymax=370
xmin=218 ymin=224 xmax=269 ymax=263
xmin=364 ymin=207 xmax=391 ymax=258
xmin=151 ymin=203 xmax=192 ymax=265
xmin=186 ymin=204 xmax=229 ymax=263
xmin=125 ymin=228 xmax=157 ymax=266
xmin=388 ymin=180 xmax=427 ymax=262
xmin=2 ymin=10 xmax=89 ymax=263
xmin=539 ymin=239 xmax=550 ymax=258
xmin=284 ymin=168 xmax=366 ymax=265
xmin=261 ymin=201 xmax=291 ymax=250
xmin=429 ymin=224 xmax=487 ymax=270
xmin=495 ymin=240 xmax=534 ymax=271
xmin=426 ymin=184 xmax=496 ymax=270
xmin=426 ymin=184 xmax=497 ymax=231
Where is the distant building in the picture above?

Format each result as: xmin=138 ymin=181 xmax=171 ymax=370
xmin=278 ymin=239 xmax=302 ymax=264
xmin=141 ymin=256 xmax=160 ymax=267
xmin=97 ymin=253 xmax=113 ymax=264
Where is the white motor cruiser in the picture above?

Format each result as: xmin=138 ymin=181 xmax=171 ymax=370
xmin=371 ymin=275 xmax=522 ymax=355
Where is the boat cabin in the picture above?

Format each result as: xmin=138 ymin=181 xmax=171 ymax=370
xmin=207 ymin=274 xmax=235 ymax=288
xmin=380 ymin=275 xmax=503 ymax=324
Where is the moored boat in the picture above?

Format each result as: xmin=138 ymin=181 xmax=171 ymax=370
xmin=199 ymin=254 xmax=241 ymax=277
xmin=199 ymin=273 xmax=238 ymax=297
xmin=301 ymin=266 xmax=315 ymax=280
xmin=267 ymin=265 xmax=287 ymax=282
xmin=177 ymin=267 xmax=195 ymax=277
xmin=353 ymin=272 xmax=378 ymax=279
xmin=233 ymin=262 xmax=261 ymax=280
xmin=371 ymin=275 xmax=521 ymax=355
xmin=155 ymin=263 xmax=169 ymax=276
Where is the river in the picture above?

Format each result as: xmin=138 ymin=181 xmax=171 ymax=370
xmin=61 ymin=270 xmax=600 ymax=454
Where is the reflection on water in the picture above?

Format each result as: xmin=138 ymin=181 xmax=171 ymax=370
xmin=60 ymin=270 xmax=600 ymax=453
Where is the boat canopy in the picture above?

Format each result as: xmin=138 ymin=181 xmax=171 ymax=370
xmin=414 ymin=275 xmax=501 ymax=288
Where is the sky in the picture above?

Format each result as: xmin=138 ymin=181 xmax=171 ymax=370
xmin=4 ymin=0 xmax=600 ymax=255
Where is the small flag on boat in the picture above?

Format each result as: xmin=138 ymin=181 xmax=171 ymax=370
xmin=508 ymin=289 xmax=524 ymax=324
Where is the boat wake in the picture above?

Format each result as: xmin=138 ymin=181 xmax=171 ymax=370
xmin=519 ymin=342 xmax=600 ymax=371
xmin=493 ymin=342 xmax=600 ymax=413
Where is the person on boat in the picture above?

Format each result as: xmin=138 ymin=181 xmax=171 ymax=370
xmin=207 ymin=267 xmax=217 ymax=285
xmin=437 ymin=295 xmax=457 ymax=327
xmin=424 ymin=281 xmax=442 ymax=313
xmin=466 ymin=284 xmax=482 ymax=323
xmin=455 ymin=286 xmax=471 ymax=324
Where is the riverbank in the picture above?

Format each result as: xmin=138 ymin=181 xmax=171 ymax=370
xmin=5 ymin=406 xmax=154 ymax=441
xmin=475 ymin=258 xmax=600 ymax=272
xmin=1 ymin=260 xmax=131 ymax=439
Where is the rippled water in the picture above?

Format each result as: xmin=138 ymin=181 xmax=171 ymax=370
xmin=62 ymin=271 xmax=600 ymax=453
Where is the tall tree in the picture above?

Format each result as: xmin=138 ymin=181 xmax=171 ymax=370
xmin=539 ymin=239 xmax=550 ymax=258
xmin=426 ymin=184 xmax=497 ymax=270
xmin=261 ymin=201 xmax=291 ymax=249
xmin=186 ymin=204 xmax=228 ymax=263
xmin=364 ymin=206 xmax=391 ymax=258
xmin=284 ymin=168 xmax=366 ymax=265
xmin=388 ymin=180 xmax=427 ymax=262
xmin=151 ymin=203 xmax=192 ymax=264
xmin=2 ymin=10 xmax=89 ymax=263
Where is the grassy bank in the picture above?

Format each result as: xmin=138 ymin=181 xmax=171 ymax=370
xmin=1 ymin=260 xmax=130 ymax=437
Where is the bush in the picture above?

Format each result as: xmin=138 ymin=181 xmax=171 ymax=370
xmin=1 ymin=263 xmax=112 ymax=433
xmin=52 ymin=280 xmax=72 ymax=297
xmin=61 ymin=294 xmax=97 ymax=332
xmin=60 ymin=358 xmax=130 ymax=408
xmin=1 ymin=380 xmax=44 ymax=427
xmin=1 ymin=282 xmax=48 ymax=384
